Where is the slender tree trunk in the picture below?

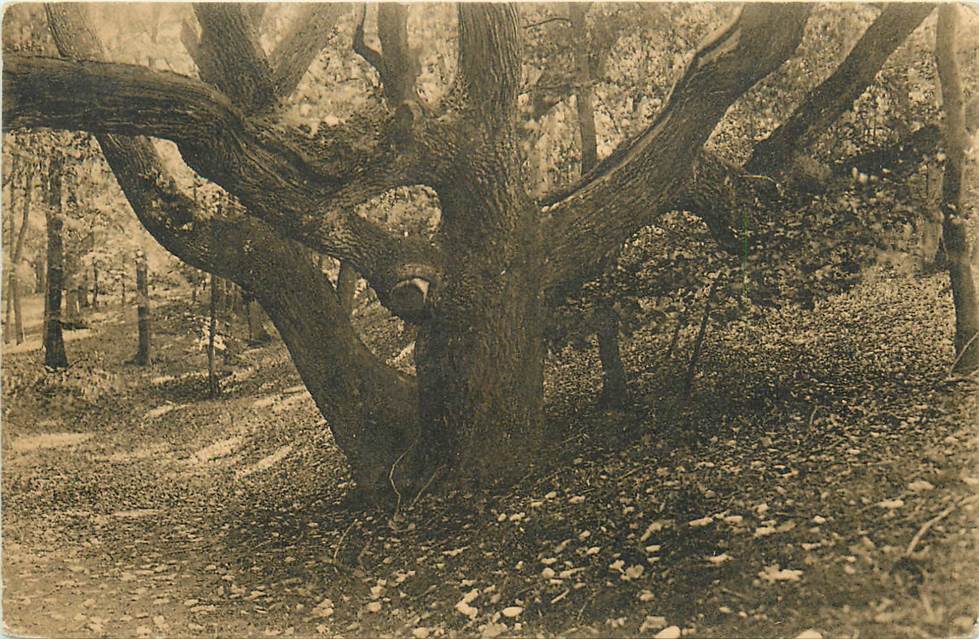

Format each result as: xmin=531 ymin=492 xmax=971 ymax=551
xmin=64 ymin=288 xmax=80 ymax=324
xmin=43 ymin=156 xmax=68 ymax=369
xmin=936 ymin=5 xmax=979 ymax=373
xmin=121 ymin=277 xmax=126 ymax=307
xmin=79 ymin=270 xmax=89 ymax=307
xmin=91 ymin=264 xmax=99 ymax=308
xmin=337 ymin=261 xmax=358 ymax=317
xmin=134 ymin=251 xmax=151 ymax=365
xmin=208 ymin=272 xmax=219 ymax=396
xmin=684 ymin=278 xmax=720 ymax=397
xmin=4 ymin=162 xmax=17 ymax=345
xmin=246 ymin=299 xmax=271 ymax=343
xmin=569 ymin=2 xmax=628 ymax=408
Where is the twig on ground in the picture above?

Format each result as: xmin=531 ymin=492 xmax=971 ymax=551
xmin=905 ymin=494 xmax=979 ymax=556
xmin=409 ymin=464 xmax=444 ymax=509
xmin=332 ymin=520 xmax=356 ymax=565
xmin=947 ymin=331 xmax=979 ymax=376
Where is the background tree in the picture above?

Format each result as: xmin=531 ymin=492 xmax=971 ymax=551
xmin=42 ymin=152 xmax=68 ymax=369
xmin=935 ymin=4 xmax=979 ymax=372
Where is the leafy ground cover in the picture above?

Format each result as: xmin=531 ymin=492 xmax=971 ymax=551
xmin=2 ymin=268 xmax=977 ymax=639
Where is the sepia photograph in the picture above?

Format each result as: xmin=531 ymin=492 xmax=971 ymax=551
xmin=2 ymin=2 xmax=978 ymax=637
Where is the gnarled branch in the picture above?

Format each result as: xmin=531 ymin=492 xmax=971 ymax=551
xmin=44 ymin=2 xmax=421 ymax=499
xmin=2 ymin=51 xmax=443 ymax=311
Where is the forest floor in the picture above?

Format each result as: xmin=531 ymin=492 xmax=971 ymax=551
xmin=2 ymin=269 xmax=977 ymax=639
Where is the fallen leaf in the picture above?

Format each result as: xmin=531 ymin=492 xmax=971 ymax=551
xmin=908 ymin=480 xmax=934 ymax=492
xmin=502 ymin=606 xmax=523 ymax=618
xmin=877 ymin=498 xmax=904 ymax=510
xmin=795 ymin=630 xmax=823 ymax=639
xmin=655 ymin=625 xmax=682 ymax=639
xmin=758 ymin=565 xmax=803 ymax=582
xmin=640 ymin=616 xmax=668 ymax=632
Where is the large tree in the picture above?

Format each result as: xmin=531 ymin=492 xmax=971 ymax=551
xmin=5 ymin=3 xmax=965 ymax=505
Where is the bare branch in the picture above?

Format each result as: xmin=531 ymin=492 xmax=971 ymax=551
xmin=270 ymin=3 xmax=349 ymax=99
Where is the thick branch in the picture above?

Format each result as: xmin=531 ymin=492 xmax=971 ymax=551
xmin=192 ymin=3 xmax=276 ymax=111
xmin=540 ymin=4 xmax=812 ymax=295
xmin=4 ymin=54 xmax=238 ymax=141
xmin=747 ymin=3 xmax=933 ymax=174
xmin=270 ymin=3 xmax=348 ymax=99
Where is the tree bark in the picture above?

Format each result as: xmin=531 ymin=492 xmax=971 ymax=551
xmin=935 ymin=5 xmax=979 ymax=373
xmin=134 ymin=251 xmax=151 ymax=365
xmin=11 ymin=165 xmax=35 ymax=343
xmin=43 ymin=155 xmax=68 ymax=369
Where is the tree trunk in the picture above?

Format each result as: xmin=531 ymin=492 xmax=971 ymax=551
xmin=569 ymin=2 xmax=628 ymax=409
xmin=134 ymin=251 xmax=151 ymax=365
xmin=8 ymin=166 xmax=35 ymax=343
xmin=64 ymin=288 xmax=80 ymax=325
xmin=208 ymin=272 xmax=219 ymax=396
xmin=935 ymin=5 xmax=979 ymax=373
xmin=337 ymin=260 xmax=358 ymax=317
xmin=414 ymin=208 xmax=546 ymax=487
xmin=43 ymin=156 xmax=68 ymax=369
